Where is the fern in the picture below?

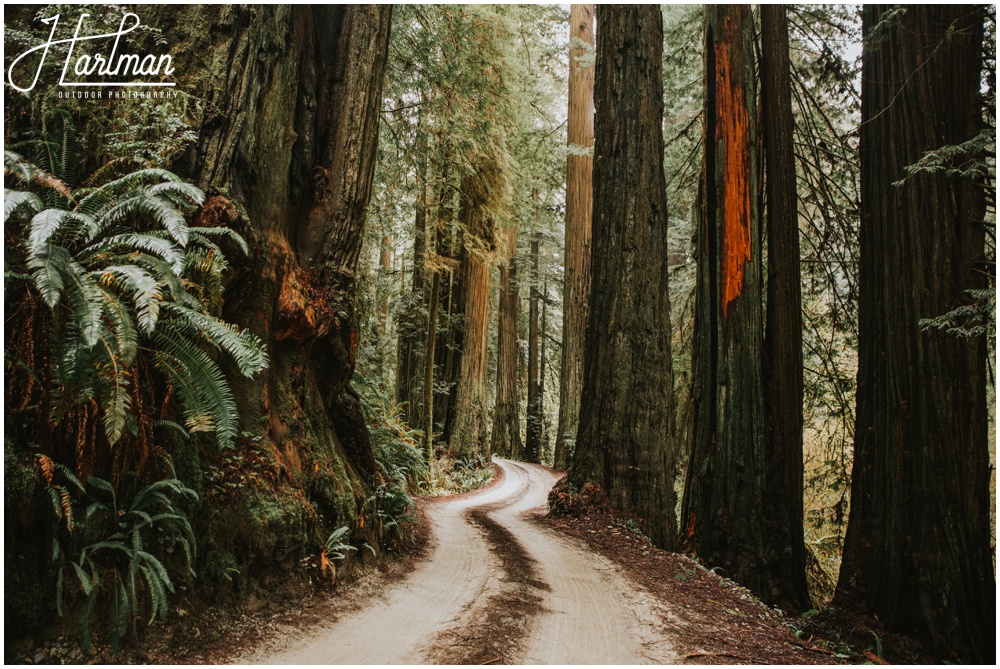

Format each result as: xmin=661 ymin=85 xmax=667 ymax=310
xmin=161 ymin=303 xmax=268 ymax=376
xmin=54 ymin=474 xmax=198 ymax=654
xmin=151 ymin=326 xmax=240 ymax=447
xmin=6 ymin=146 xmax=264 ymax=451
xmin=4 ymin=188 xmax=42 ymax=220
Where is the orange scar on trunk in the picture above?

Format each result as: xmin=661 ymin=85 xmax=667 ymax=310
xmin=715 ymin=22 xmax=751 ymax=318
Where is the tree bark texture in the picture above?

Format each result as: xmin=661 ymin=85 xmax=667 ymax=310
xmin=568 ymin=5 xmax=678 ymax=550
xmin=836 ymin=7 xmax=993 ymax=663
xmin=448 ymin=172 xmax=496 ymax=458
xmin=555 ymin=3 xmax=595 ymax=471
xmin=154 ymin=4 xmax=392 ymax=586
xmin=760 ymin=4 xmax=810 ymax=613
xmin=491 ymin=223 xmax=523 ymax=458
xmin=682 ymin=5 xmax=769 ymax=594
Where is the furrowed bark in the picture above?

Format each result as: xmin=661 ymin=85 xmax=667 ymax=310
xmin=525 ymin=223 xmax=543 ymax=464
xmin=449 ymin=172 xmax=496 ymax=459
xmin=568 ymin=4 xmax=678 ymax=549
xmin=682 ymin=4 xmax=769 ymax=593
xmin=152 ymin=4 xmax=392 ymax=589
xmin=836 ymin=7 xmax=993 ymax=663
xmin=760 ymin=4 xmax=809 ymax=612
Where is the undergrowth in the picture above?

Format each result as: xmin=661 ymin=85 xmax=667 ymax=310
xmin=420 ymin=455 xmax=495 ymax=497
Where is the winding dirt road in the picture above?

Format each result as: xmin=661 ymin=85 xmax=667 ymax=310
xmin=241 ymin=458 xmax=679 ymax=664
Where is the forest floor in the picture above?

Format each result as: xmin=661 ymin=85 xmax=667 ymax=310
xmin=15 ymin=458 xmax=936 ymax=665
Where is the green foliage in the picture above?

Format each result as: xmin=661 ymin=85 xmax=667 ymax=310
xmin=323 ymin=526 xmax=358 ymax=562
xmin=354 ymin=373 xmax=426 ymax=543
xmin=919 ymin=288 xmax=996 ymax=340
xmin=52 ymin=473 xmax=198 ymax=655
xmin=421 ymin=455 xmax=495 ymax=497
xmin=4 ymin=121 xmax=266 ymax=451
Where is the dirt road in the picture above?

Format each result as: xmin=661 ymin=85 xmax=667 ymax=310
xmin=241 ymin=458 xmax=678 ymax=664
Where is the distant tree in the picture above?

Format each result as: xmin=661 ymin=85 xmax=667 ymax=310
xmin=568 ymin=4 xmax=678 ymax=548
xmin=525 ymin=215 xmax=544 ymax=464
xmin=491 ymin=220 xmax=522 ymax=458
xmin=836 ymin=6 xmax=994 ymax=663
xmin=449 ymin=161 xmax=506 ymax=459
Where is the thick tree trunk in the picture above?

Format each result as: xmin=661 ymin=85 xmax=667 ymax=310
xmin=567 ymin=5 xmax=678 ymax=549
xmin=152 ymin=5 xmax=392 ymax=585
xmin=555 ymin=3 xmax=595 ymax=471
xmin=525 ymin=226 xmax=543 ymax=464
xmin=491 ymin=223 xmax=523 ymax=458
xmin=682 ymin=5 xmax=769 ymax=593
xmin=449 ymin=173 xmax=495 ymax=458
xmin=836 ymin=7 xmax=993 ymax=663
xmin=759 ymin=5 xmax=809 ymax=613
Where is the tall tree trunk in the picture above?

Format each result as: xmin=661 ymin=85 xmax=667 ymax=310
xmin=567 ymin=5 xmax=678 ymax=549
xmin=154 ymin=5 xmax=392 ymax=578
xmin=525 ymin=225 xmax=543 ymax=464
xmin=836 ymin=7 xmax=993 ymax=663
xmin=682 ymin=5 xmax=769 ymax=591
xmin=449 ymin=172 xmax=496 ymax=458
xmin=491 ymin=223 xmax=523 ymax=458
xmin=759 ymin=4 xmax=809 ymax=613
xmin=555 ymin=3 xmax=595 ymax=471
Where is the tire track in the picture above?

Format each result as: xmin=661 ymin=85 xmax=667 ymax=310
xmin=425 ymin=504 xmax=549 ymax=664
xmin=239 ymin=458 xmax=677 ymax=664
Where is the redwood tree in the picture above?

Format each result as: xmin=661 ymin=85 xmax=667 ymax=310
xmin=554 ymin=3 xmax=595 ymax=471
xmin=449 ymin=168 xmax=499 ymax=458
xmin=760 ymin=4 xmax=809 ymax=612
xmin=836 ymin=6 xmax=993 ymax=663
xmin=568 ymin=4 xmax=678 ymax=549
xmin=159 ymin=3 xmax=391 ymax=573
xmin=681 ymin=4 xmax=769 ymax=594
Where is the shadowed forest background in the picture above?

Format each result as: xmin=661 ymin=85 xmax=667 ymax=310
xmin=4 ymin=4 xmax=996 ymax=665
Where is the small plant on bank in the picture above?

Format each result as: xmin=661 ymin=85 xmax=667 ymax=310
xmin=317 ymin=526 xmax=358 ymax=584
